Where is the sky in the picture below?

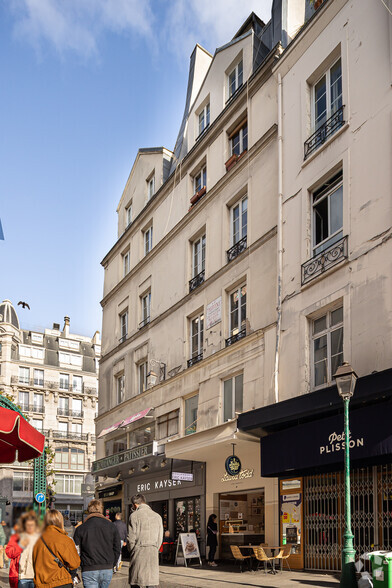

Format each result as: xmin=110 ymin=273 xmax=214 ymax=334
xmin=0 ymin=0 xmax=271 ymax=337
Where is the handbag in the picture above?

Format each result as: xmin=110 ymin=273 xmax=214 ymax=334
xmin=40 ymin=536 xmax=81 ymax=586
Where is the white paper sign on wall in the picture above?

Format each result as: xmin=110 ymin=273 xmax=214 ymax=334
xmin=206 ymin=296 xmax=222 ymax=329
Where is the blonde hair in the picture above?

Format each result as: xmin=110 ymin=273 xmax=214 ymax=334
xmin=44 ymin=509 xmax=64 ymax=530
xmin=19 ymin=511 xmax=38 ymax=532
xmin=87 ymin=499 xmax=104 ymax=514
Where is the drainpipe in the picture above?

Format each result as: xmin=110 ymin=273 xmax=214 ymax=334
xmin=274 ymin=72 xmax=283 ymax=405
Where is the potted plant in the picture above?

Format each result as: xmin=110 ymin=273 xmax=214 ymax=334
xmin=225 ymin=153 xmax=238 ymax=172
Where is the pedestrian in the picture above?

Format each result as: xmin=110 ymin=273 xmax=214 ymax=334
xmin=112 ymin=513 xmax=127 ymax=569
xmin=73 ymin=499 xmax=120 ymax=588
xmin=33 ymin=509 xmax=80 ymax=588
xmin=206 ymin=514 xmax=218 ymax=567
xmin=6 ymin=511 xmax=40 ymax=588
xmin=0 ymin=520 xmax=6 ymax=568
xmin=127 ymin=493 xmax=163 ymax=588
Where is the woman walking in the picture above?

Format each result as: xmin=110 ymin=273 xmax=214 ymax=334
xmin=206 ymin=514 xmax=218 ymax=567
xmin=6 ymin=511 xmax=40 ymax=588
xmin=33 ymin=510 xmax=80 ymax=588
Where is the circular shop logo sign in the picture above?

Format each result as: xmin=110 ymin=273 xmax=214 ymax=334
xmin=225 ymin=455 xmax=242 ymax=476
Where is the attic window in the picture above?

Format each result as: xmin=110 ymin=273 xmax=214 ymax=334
xmin=228 ymin=60 xmax=243 ymax=101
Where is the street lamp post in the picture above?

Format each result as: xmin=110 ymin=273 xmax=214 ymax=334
xmin=333 ymin=361 xmax=358 ymax=588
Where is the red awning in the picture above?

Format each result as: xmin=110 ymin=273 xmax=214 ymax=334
xmin=97 ymin=407 xmax=153 ymax=438
xmin=0 ymin=407 xmax=45 ymax=463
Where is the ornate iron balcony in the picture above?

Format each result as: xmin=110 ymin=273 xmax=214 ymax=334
xmin=20 ymin=404 xmax=44 ymax=414
xmin=225 ymin=328 xmax=247 ymax=347
xmin=57 ymin=408 xmax=83 ymax=418
xmin=301 ymin=236 xmax=348 ymax=285
xmin=227 ymin=236 xmax=247 ymax=263
xmin=187 ymin=353 xmax=203 ymax=368
xmin=304 ymin=105 xmax=345 ymax=159
xmin=189 ymin=270 xmax=205 ymax=293
xmin=53 ymin=431 xmax=87 ymax=440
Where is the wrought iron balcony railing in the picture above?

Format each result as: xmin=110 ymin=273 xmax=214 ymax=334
xmin=304 ymin=105 xmax=345 ymax=159
xmin=57 ymin=408 xmax=84 ymax=418
xmin=52 ymin=431 xmax=88 ymax=441
xmin=187 ymin=353 xmax=203 ymax=368
xmin=20 ymin=404 xmax=44 ymax=414
xmin=301 ymin=236 xmax=348 ymax=285
xmin=139 ymin=316 xmax=150 ymax=329
xmin=227 ymin=236 xmax=247 ymax=263
xmin=189 ymin=270 xmax=205 ymax=293
xmin=225 ymin=328 xmax=247 ymax=347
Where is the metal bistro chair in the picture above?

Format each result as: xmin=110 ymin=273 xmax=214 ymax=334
xmin=275 ymin=544 xmax=292 ymax=572
xmin=230 ymin=545 xmax=252 ymax=573
xmin=252 ymin=546 xmax=275 ymax=574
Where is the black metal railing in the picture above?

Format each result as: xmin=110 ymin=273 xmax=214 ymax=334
xmin=57 ymin=408 xmax=84 ymax=418
xmin=225 ymin=328 xmax=247 ymax=347
xmin=301 ymin=236 xmax=348 ymax=285
xmin=52 ymin=431 xmax=88 ymax=440
xmin=119 ymin=334 xmax=127 ymax=344
xmin=30 ymin=378 xmax=44 ymax=387
xmin=20 ymin=404 xmax=45 ymax=414
xmin=59 ymin=384 xmax=69 ymax=391
xmin=227 ymin=236 xmax=247 ymax=263
xmin=187 ymin=353 xmax=203 ymax=368
xmin=189 ymin=270 xmax=205 ymax=293
xmin=304 ymin=105 xmax=345 ymax=159
xmin=139 ymin=316 xmax=150 ymax=329
xmin=225 ymin=83 xmax=244 ymax=105
xmin=195 ymin=123 xmax=210 ymax=141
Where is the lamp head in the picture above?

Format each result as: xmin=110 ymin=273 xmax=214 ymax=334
xmin=333 ymin=361 xmax=358 ymax=400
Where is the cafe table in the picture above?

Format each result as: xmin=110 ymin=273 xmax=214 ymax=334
xmin=238 ymin=545 xmax=284 ymax=574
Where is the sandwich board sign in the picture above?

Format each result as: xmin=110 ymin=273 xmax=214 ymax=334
xmin=175 ymin=533 xmax=202 ymax=567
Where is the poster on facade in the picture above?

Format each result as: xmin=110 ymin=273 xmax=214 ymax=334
xmin=206 ymin=297 xmax=222 ymax=329
xmin=281 ymin=493 xmax=302 ymax=548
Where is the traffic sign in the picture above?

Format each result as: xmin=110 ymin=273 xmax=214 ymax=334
xmin=35 ymin=493 xmax=45 ymax=504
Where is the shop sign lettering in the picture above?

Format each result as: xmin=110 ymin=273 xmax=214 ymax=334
xmin=92 ymin=442 xmax=156 ymax=473
xmin=136 ymin=478 xmax=185 ymax=493
xmin=320 ymin=430 xmax=364 ymax=455
xmin=221 ymin=468 xmax=254 ymax=482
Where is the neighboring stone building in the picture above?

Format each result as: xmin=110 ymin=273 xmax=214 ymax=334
xmin=0 ymin=300 xmax=99 ymax=523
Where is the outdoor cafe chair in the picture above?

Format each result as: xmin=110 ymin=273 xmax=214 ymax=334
xmin=252 ymin=546 xmax=275 ymax=574
xmin=230 ymin=545 xmax=252 ymax=573
xmin=274 ymin=544 xmax=292 ymax=571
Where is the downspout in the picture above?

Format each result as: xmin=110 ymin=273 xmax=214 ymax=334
xmin=274 ymin=72 xmax=283 ymax=404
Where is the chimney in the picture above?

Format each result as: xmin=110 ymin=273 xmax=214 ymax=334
xmin=63 ymin=316 xmax=70 ymax=337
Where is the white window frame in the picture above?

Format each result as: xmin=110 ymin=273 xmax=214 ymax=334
xmin=120 ymin=311 xmax=128 ymax=342
xmin=190 ymin=314 xmax=204 ymax=359
xmin=59 ymin=373 xmax=69 ymax=390
xmin=123 ymin=251 xmax=130 ymax=277
xmin=229 ymin=283 xmax=247 ymax=338
xmin=54 ymin=474 xmax=83 ymax=494
xmin=311 ymin=306 xmax=344 ymax=389
xmin=33 ymin=393 xmax=43 ymax=411
xmin=223 ymin=373 xmax=244 ymax=422
xmin=312 ymin=173 xmax=343 ymax=256
xmin=19 ymin=367 xmax=30 ymax=384
xmin=193 ymin=166 xmax=206 ymax=195
xmin=198 ymin=103 xmax=210 ymax=136
xmin=230 ymin=195 xmax=248 ymax=246
xmin=192 ymin=234 xmax=206 ymax=277
xmin=18 ymin=390 xmax=29 ymax=409
xmin=116 ymin=374 xmax=125 ymax=404
xmin=141 ymin=292 xmax=151 ymax=326
xmin=230 ymin=122 xmax=248 ymax=157
xmin=312 ymin=57 xmax=342 ymax=132
xmin=157 ymin=410 xmax=179 ymax=440
xmin=147 ymin=175 xmax=155 ymax=201
xmin=33 ymin=368 xmax=44 ymax=387
xmin=72 ymin=375 xmax=83 ymax=393
xmin=184 ymin=394 xmax=199 ymax=436
xmin=228 ymin=59 xmax=243 ymax=99
xmin=138 ymin=361 xmax=148 ymax=395
xmin=144 ymin=226 xmax=153 ymax=255
xmin=126 ymin=203 xmax=132 ymax=227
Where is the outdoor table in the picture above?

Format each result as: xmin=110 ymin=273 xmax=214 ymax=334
xmin=238 ymin=545 xmax=284 ymax=574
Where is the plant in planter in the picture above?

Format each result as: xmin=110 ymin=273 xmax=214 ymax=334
xmin=225 ymin=153 xmax=238 ymax=172
xmin=190 ymin=185 xmax=207 ymax=206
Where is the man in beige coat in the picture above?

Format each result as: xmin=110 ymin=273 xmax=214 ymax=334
xmin=128 ymin=494 xmax=163 ymax=588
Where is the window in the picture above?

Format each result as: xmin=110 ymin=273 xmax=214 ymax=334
xmin=105 ymin=435 xmax=127 ymax=456
xmin=59 ymin=373 xmax=69 ymax=390
xmin=312 ymin=172 xmax=343 ymax=256
xmin=190 ymin=314 xmax=204 ymax=359
xmin=126 ymin=204 xmax=132 ymax=227
xmin=33 ymin=393 xmax=43 ymax=412
xmin=71 ymin=423 xmax=82 ymax=436
xmin=229 ymin=284 xmax=247 ymax=338
xmin=72 ymin=375 xmax=83 ymax=393
xmin=55 ymin=448 xmax=84 ymax=470
xmin=157 ymin=411 xmax=179 ymax=439
xmin=19 ymin=345 xmax=44 ymax=360
xmin=72 ymin=398 xmax=82 ymax=417
xmin=58 ymin=339 xmax=79 ymax=351
xmin=34 ymin=369 xmax=44 ymax=387
xmin=58 ymin=421 xmax=68 ymax=437
xmin=144 ymin=226 xmax=153 ymax=255
xmin=313 ymin=58 xmax=342 ymax=132
xmin=185 ymin=395 xmax=198 ymax=435
xmin=138 ymin=361 xmax=148 ymax=395
xmin=59 ymin=396 xmax=69 ymax=415
xmin=147 ymin=175 xmax=155 ymax=201
xmin=123 ymin=251 xmax=130 ymax=277
xmin=120 ymin=311 xmax=128 ymax=343
xmin=192 ymin=235 xmax=206 ymax=277
xmin=18 ymin=391 xmax=29 ymax=410
xmin=116 ymin=374 xmax=125 ymax=404
xmin=223 ymin=374 xmax=243 ymax=421
xmin=230 ymin=122 xmax=248 ymax=157
xmin=193 ymin=166 xmax=206 ymax=195
xmin=19 ymin=367 xmax=29 ymax=384
xmin=228 ymin=60 xmax=243 ymax=99
xmin=59 ymin=352 xmax=82 ymax=367
xmin=13 ymin=471 xmax=33 ymax=492
xmin=231 ymin=196 xmax=247 ymax=246
xmin=129 ymin=424 xmax=155 ymax=448
xmin=31 ymin=418 xmax=43 ymax=431
xmin=312 ymin=306 xmax=343 ymax=388
xmin=141 ymin=292 xmax=151 ymax=327
xmin=55 ymin=474 xmax=83 ymax=494
xmin=198 ymin=103 xmax=210 ymax=137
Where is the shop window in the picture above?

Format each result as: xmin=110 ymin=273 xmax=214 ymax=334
xmin=129 ymin=423 xmax=155 ymax=448
xmin=220 ymin=490 xmax=265 ymax=545
xmin=223 ymin=373 xmax=243 ymax=421
xmin=175 ymin=497 xmax=201 ymax=537
xmin=105 ymin=435 xmax=127 ymax=456
xmin=312 ymin=171 xmax=343 ymax=256
xmin=312 ymin=305 xmax=343 ymax=388
xmin=157 ymin=410 xmax=179 ymax=439
xmin=184 ymin=394 xmax=198 ymax=436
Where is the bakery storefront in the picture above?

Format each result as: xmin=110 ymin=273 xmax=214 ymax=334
xmin=165 ymin=419 xmax=279 ymax=559
xmin=238 ymin=368 xmax=392 ymax=571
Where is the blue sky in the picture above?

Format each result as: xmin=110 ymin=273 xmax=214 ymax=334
xmin=0 ymin=0 xmax=271 ymax=337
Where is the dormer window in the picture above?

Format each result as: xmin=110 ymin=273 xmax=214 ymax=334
xmin=198 ymin=103 xmax=210 ymax=137
xmin=228 ymin=60 xmax=243 ymax=100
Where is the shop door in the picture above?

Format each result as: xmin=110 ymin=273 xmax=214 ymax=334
xmin=150 ymin=500 xmax=168 ymax=530
xmin=175 ymin=497 xmax=201 ymax=538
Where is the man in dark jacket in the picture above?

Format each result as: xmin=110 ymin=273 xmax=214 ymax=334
xmin=113 ymin=512 xmax=127 ymax=568
xmin=74 ymin=499 xmax=121 ymax=588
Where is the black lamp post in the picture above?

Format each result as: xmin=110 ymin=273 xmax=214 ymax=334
xmin=333 ymin=361 xmax=358 ymax=588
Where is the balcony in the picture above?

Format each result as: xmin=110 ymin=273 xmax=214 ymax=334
xmin=301 ymin=236 xmax=348 ymax=285
xmin=84 ymin=386 xmax=97 ymax=395
xmin=30 ymin=378 xmax=44 ymax=388
xmin=187 ymin=353 xmax=203 ymax=368
xmin=57 ymin=408 xmax=84 ymax=418
xmin=20 ymin=404 xmax=44 ymax=414
xmin=225 ymin=328 xmax=247 ymax=347
xmin=304 ymin=105 xmax=345 ymax=159
xmin=139 ymin=316 xmax=150 ymax=329
xmin=52 ymin=431 xmax=88 ymax=441
xmin=189 ymin=270 xmax=205 ymax=293
xmin=227 ymin=236 xmax=247 ymax=263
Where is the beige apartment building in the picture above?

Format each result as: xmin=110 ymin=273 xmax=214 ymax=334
xmin=0 ymin=300 xmax=99 ymax=523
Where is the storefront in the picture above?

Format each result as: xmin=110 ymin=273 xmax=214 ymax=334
xmin=238 ymin=368 xmax=392 ymax=571
xmin=97 ymin=484 xmax=123 ymax=521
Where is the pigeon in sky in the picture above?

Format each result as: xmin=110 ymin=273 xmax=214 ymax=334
xmin=18 ymin=301 xmax=30 ymax=310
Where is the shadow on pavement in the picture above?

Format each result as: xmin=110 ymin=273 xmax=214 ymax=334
xmin=291 ymin=581 xmax=339 ymax=587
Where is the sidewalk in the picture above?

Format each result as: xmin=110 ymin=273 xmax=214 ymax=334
xmin=0 ymin=561 xmax=340 ymax=588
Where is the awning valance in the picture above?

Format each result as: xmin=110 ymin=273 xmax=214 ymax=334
xmin=0 ymin=407 xmax=45 ymax=463
xmin=98 ymin=407 xmax=153 ymax=439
